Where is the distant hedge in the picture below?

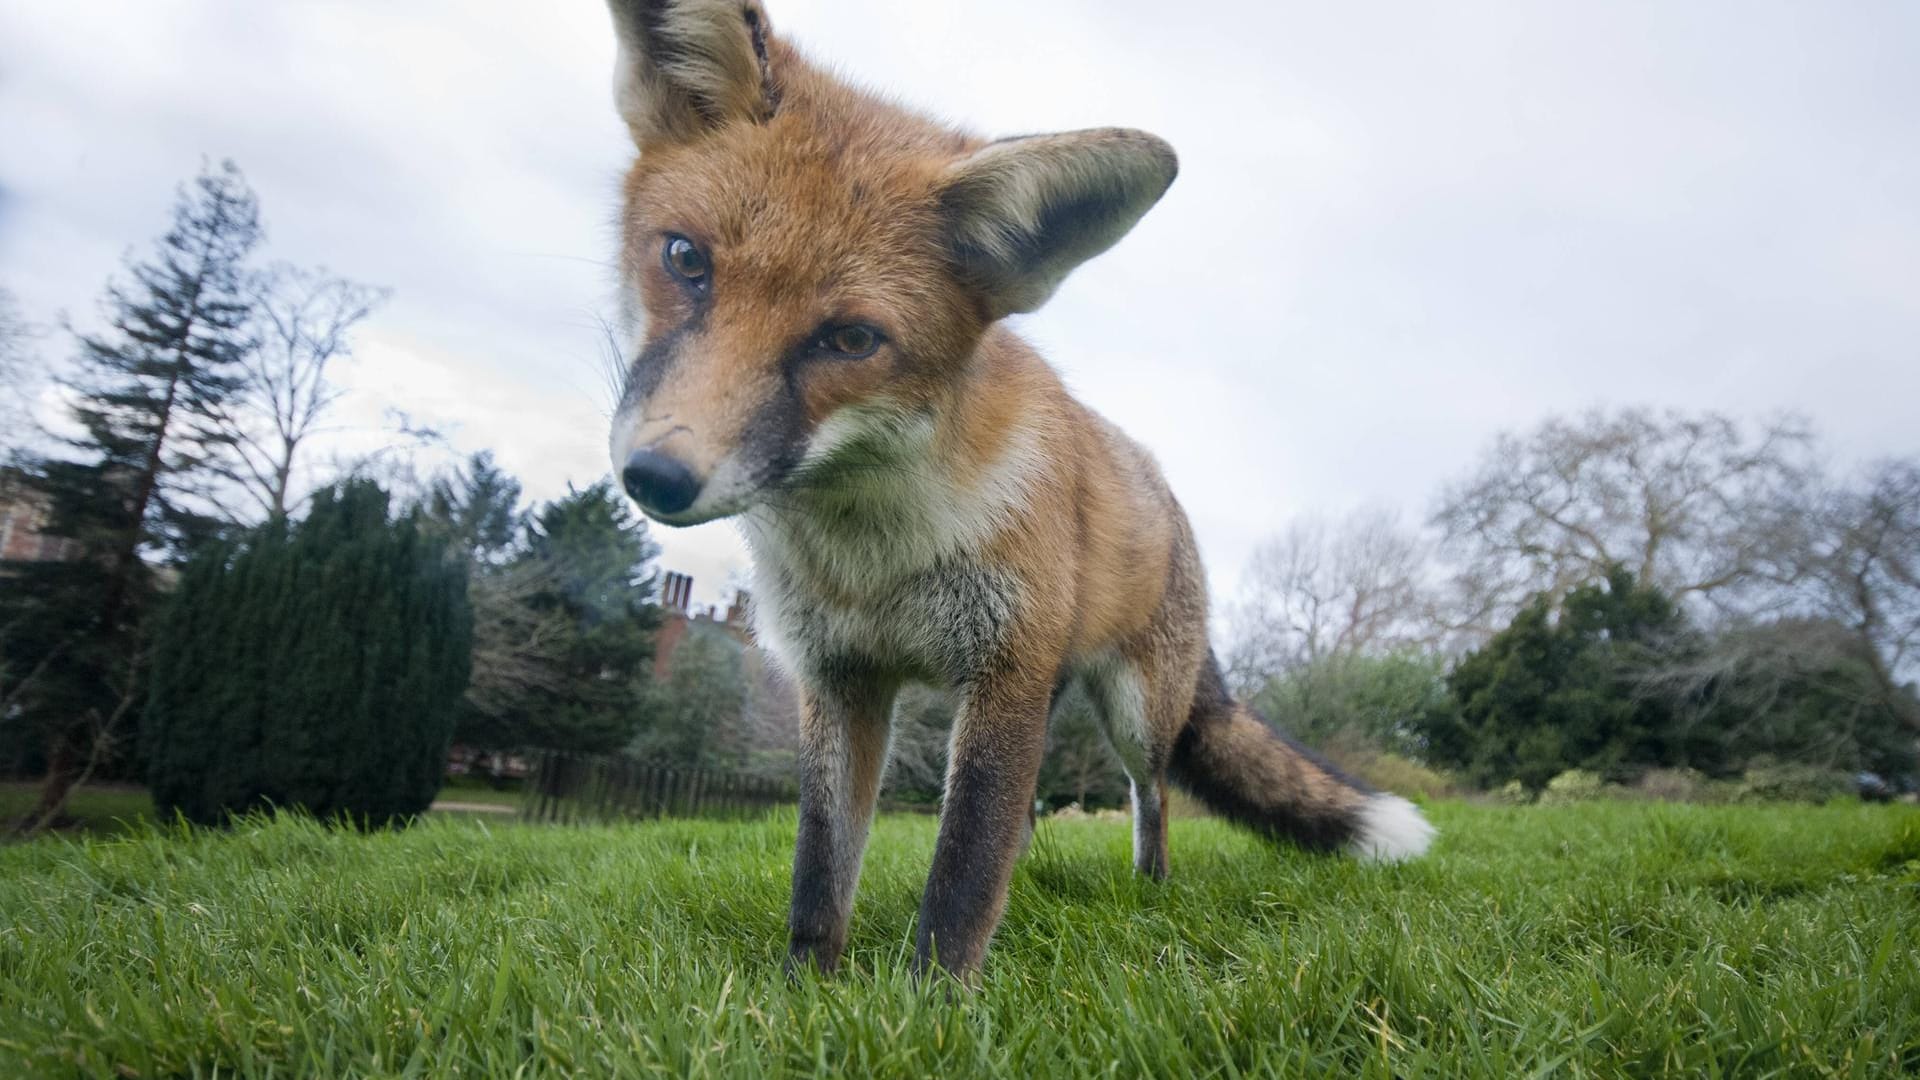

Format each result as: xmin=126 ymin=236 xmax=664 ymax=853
xmin=145 ymin=480 xmax=472 ymax=825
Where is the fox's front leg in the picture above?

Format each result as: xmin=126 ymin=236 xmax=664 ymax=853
xmin=787 ymin=675 xmax=896 ymax=976
xmin=915 ymin=673 xmax=1049 ymax=983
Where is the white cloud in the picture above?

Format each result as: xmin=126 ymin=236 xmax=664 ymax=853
xmin=3 ymin=0 xmax=1917 ymax=616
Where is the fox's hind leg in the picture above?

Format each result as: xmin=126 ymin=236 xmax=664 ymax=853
xmin=1128 ymin=774 xmax=1172 ymax=880
xmin=1079 ymin=651 xmax=1180 ymax=880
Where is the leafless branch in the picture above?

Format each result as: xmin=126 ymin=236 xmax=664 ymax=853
xmin=210 ymin=264 xmax=390 ymax=519
xmin=1431 ymin=407 xmax=1819 ymax=638
xmin=1227 ymin=507 xmax=1441 ymax=690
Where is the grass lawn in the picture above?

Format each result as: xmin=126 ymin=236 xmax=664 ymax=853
xmin=2 ymin=802 xmax=1916 ymax=1078
xmin=1 ymin=780 xmax=522 ymax=834
xmin=431 ymin=778 xmax=525 ymax=810
xmin=0 ymin=782 xmax=156 ymax=836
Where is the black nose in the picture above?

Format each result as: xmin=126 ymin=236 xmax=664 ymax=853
xmin=621 ymin=449 xmax=701 ymax=515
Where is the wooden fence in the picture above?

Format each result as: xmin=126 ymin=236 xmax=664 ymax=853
xmin=521 ymin=749 xmax=796 ymax=825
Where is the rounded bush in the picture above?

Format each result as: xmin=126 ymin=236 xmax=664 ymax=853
xmin=144 ymin=481 xmax=472 ymax=825
xmin=1538 ymin=769 xmax=1608 ymax=805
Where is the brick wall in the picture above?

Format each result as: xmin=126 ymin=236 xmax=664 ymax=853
xmin=0 ymin=478 xmax=73 ymax=563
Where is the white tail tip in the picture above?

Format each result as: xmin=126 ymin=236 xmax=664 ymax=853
xmin=1349 ymin=794 xmax=1436 ymax=863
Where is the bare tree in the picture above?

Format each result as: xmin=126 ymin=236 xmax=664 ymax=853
xmin=884 ymin=686 xmax=956 ymax=801
xmin=633 ymin=622 xmax=746 ymax=766
xmin=462 ymin=559 xmax=576 ymax=721
xmin=1830 ymin=459 xmax=1919 ymax=692
xmin=1227 ymin=507 xmax=1438 ymax=689
xmin=735 ymin=651 xmax=801 ymax=778
xmin=1432 ymin=408 xmax=1817 ymax=636
xmin=217 ymin=265 xmax=389 ymax=518
xmin=1632 ymin=617 xmax=1911 ymax=770
xmin=1041 ymin=684 xmax=1128 ymax=807
xmin=1781 ymin=459 xmax=1920 ymax=717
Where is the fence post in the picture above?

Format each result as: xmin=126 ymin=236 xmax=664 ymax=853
xmin=520 ymin=750 xmax=541 ymax=822
xmin=511 ymin=750 xmax=807 ymax=826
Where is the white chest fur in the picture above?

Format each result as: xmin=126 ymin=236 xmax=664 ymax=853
xmin=740 ymin=404 xmax=1043 ymax=684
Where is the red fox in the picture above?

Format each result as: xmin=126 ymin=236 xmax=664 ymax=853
xmin=601 ymin=0 xmax=1435 ymax=982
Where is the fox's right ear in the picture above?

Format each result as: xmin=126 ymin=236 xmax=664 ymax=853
xmin=607 ymin=0 xmax=779 ymax=148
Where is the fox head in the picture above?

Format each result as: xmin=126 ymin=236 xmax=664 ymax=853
xmin=605 ymin=0 xmax=1176 ymax=525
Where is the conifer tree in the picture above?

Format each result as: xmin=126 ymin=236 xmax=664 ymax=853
xmin=2 ymin=162 xmax=261 ymax=830
xmin=1418 ymin=566 xmax=1692 ymax=790
xmin=518 ymin=481 xmax=663 ymax=752
xmin=424 ymin=451 xmax=525 ymax=564
xmin=420 ymin=460 xmax=665 ymax=754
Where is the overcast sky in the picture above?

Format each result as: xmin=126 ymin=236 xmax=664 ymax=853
xmin=3 ymin=1 xmax=1916 ymax=614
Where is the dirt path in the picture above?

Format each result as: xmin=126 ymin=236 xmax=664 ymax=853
xmin=429 ymin=800 xmax=519 ymax=815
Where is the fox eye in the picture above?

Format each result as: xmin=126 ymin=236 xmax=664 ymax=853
xmin=662 ymin=235 xmax=709 ymax=289
xmin=817 ymin=324 xmax=882 ymax=359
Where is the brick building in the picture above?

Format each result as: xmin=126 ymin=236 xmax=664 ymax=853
xmin=0 ymin=468 xmax=75 ymax=564
xmin=652 ymin=570 xmax=752 ymax=678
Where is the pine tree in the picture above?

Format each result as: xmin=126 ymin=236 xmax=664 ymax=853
xmin=421 ymin=452 xmax=537 ymax=748
xmin=145 ymin=480 xmax=472 ymax=825
xmin=491 ymin=481 xmax=663 ymax=753
xmin=419 ymin=464 xmax=664 ymax=754
xmin=424 ymin=451 xmax=525 ymax=564
xmin=2 ymin=162 xmax=261 ymax=831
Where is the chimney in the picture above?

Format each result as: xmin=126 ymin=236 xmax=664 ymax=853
xmin=661 ymin=570 xmax=693 ymax=613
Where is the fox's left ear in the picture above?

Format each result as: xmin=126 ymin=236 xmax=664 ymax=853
xmin=938 ymin=128 xmax=1178 ymax=319
xmin=607 ymin=0 xmax=779 ymax=148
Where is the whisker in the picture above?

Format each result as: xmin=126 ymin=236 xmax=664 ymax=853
xmin=594 ymin=315 xmax=631 ymax=411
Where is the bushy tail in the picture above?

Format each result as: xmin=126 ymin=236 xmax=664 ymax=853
xmin=1169 ymin=654 xmax=1435 ymax=862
